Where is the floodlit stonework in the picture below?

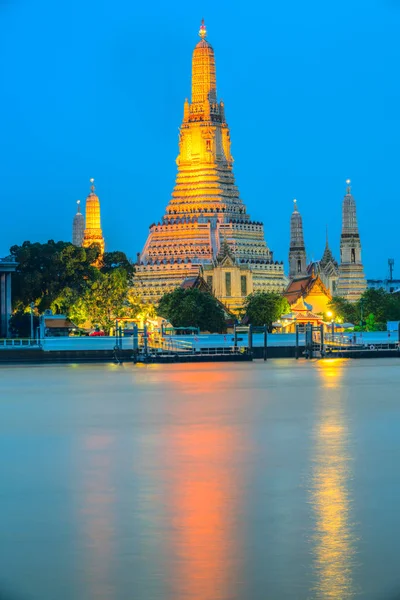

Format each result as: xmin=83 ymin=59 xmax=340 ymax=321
xmin=336 ymin=180 xmax=366 ymax=302
xmin=288 ymin=199 xmax=307 ymax=279
xmin=72 ymin=200 xmax=85 ymax=247
xmin=134 ymin=21 xmax=286 ymax=311
xmin=82 ymin=179 xmax=105 ymax=255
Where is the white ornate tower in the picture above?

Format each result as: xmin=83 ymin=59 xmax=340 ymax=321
xmin=72 ymin=200 xmax=85 ymax=246
xmin=336 ymin=180 xmax=366 ymax=301
xmin=289 ymin=199 xmax=307 ymax=279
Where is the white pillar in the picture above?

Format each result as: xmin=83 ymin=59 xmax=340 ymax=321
xmin=6 ymin=273 xmax=12 ymax=337
xmin=0 ymin=273 xmax=6 ymax=338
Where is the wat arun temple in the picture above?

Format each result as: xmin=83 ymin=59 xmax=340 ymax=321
xmin=72 ymin=21 xmax=367 ymax=310
xmin=134 ymin=21 xmax=286 ymax=311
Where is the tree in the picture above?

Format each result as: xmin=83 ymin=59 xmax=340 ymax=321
xmin=243 ymin=292 xmax=290 ymax=330
xmin=158 ymin=288 xmax=226 ymax=332
xmin=359 ymin=288 xmax=389 ymax=324
xmin=69 ymin=269 xmax=131 ymax=334
xmin=328 ymin=296 xmax=358 ymax=324
xmin=10 ymin=240 xmax=99 ymax=312
xmin=9 ymin=240 xmax=135 ymax=336
xmin=9 ymin=310 xmax=39 ymax=338
xmin=100 ymin=251 xmax=135 ymax=277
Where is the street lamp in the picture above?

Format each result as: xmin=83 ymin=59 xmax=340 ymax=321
xmin=326 ymin=310 xmax=334 ymax=339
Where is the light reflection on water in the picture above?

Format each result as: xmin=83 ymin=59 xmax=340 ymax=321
xmin=81 ymin=434 xmax=116 ymax=600
xmin=312 ymin=359 xmax=357 ymax=599
xmin=2 ymin=360 xmax=400 ymax=599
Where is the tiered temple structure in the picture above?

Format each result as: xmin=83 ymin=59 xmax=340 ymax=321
xmin=284 ymin=200 xmax=333 ymax=314
xmin=82 ymin=179 xmax=105 ymax=255
xmin=72 ymin=200 xmax=85 ymax=247
xmin=288 ymin=199 xmax=307 ymax=279
xmin=134 ymin=21 xmax=286 ymax=312
xmin=336 ymin=180 xmax=366 ymax=301
xmin=317 ymin=228 xmax=339 ymax=295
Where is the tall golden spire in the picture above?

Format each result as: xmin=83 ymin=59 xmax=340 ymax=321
xmin=82 ymin=178 xmax=105 ymax=255
xmin=191 ymin=19 xmax=217 ymax=106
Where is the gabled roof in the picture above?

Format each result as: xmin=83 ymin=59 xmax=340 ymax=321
xmin=180 ymin=275 xmax=235 ymax=318
xmin=284 ymin=273 xmax=332 ymax=305
xmin=216 ymin=239 xmax=236 ymax=266
xmin=180 ymin=275 xmax=210 ymax=291
xmin=44 ymin=318 xmax=77 ymax=329
xmin=320 ymin=242 xmax=338 ymax=270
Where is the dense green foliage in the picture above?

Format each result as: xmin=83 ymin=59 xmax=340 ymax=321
xmin=9 ymin=240 xmax=143 ymax=335
xmin=9 ymin=310 xmax=40 ymax=338
xmin=158 ymin=288 xmax=227 ymax=332
xmin=329 ymin=288 xmax=400 ymax=330
xmin=243 ymin=292 xmax=290 ymax=330
xmin=10 ymin=240 xmax=99 ymax=312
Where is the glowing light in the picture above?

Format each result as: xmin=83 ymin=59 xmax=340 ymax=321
xmin=199 ymin=18 xmax=207 ymax=39
xmin=326 ymin=311 xmax=333 ymax=319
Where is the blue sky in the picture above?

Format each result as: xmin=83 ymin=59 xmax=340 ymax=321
xmin=1 ymin=0 xmax=399 ymax=278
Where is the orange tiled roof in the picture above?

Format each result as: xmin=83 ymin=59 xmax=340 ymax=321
xmin=45 ymin=318 xmax=76 ymax=329
xmin=283 ymin=274 xmax=331 ymax=305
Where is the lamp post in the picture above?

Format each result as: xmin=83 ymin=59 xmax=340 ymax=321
xmin=30 ymin=302 xmax=35 ymax=340
xmin=326 ymin=310 xmax=334 ymax=341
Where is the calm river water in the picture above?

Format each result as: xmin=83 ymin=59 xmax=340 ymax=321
xmin=1 ymin=359 xmax=400 ymax=600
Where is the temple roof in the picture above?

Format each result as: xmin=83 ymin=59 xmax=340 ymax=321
xmin=283 ymin=272 xmax=331 ymax=305
xmin=320 ymin=242 xmax=338 ymax=269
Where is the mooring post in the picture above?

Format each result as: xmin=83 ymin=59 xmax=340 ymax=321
xmin=248 ymin=324 xmax=253 ymax=356
xmin=132 ymin=324 xmax=138 ymax=351
xmin=305 ymin=323 xmax=312 ymax=359
xmin=263 ymin=324 xmax=267 ymax=361
xmin=143 ymin=324 xmax=148 ymax=357
xmin=234 ymin=324 xmax=238 ymax=351
xmin=331 ymin=320 xmax=335 ymax=343
xmin=295 ymin=324 xmax=299 ymax=359
xmin=320 ymin=324 xmax=324 ymax=356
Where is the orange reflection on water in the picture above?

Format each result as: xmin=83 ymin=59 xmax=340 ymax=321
xmin=81 ymin=434 xmax=116 ymax=600
xmin=162 ymin=366 xmax=243 ymax=600
xmin=168 ymin=427 xmax=238 ymax=600
xmin=312 ymin=359 xmax=356 ymax=599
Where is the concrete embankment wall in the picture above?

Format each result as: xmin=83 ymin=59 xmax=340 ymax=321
xmin=0 ymin=347 xmax=305 ymax=364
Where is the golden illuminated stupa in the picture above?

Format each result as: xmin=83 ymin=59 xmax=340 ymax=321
xmin=135 ymin=21 xmax=286 ymax=311
xmin=82 ymin=178 xmax=105 ymax=255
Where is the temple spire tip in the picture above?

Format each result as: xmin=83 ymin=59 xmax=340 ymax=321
xmin=199 ymin=18 xmax=207 ymax=39
xmin=90 ymin=178 xmax=95 ymax=194
xmin=346 ymin=178 xmax=351 ymax=194
xmin=293 ymin=198 xmax=298 ymax=212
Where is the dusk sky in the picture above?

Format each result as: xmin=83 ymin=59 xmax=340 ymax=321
xmin=1 ymin=0 xmax=399 ymax=278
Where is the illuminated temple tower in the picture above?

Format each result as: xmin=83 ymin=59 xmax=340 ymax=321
xmin=82 ymin=178 xmax=105 ymax=255
xmin=288 ymin=199 xmax=307 ymax=279
xmin=336 ymin=180 xmax=366 ymax=301
xmin=72 ymin=200 xmax=85 ymax=246
xmin=135 ymin=21 xmax=286 ymax=311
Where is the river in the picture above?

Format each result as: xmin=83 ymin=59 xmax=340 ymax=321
xmin=1 ymin=359 xmax=400 ymax=599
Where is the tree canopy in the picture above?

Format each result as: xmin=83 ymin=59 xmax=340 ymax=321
xmin=9 ymin=240 xmax=139 ymax=335
xmin=329 ymin=287 xmax=400 ymax=330
xmin=158 ymin=288 xmax=226 ymax=332
xmin=243 ymin=291 xmax=290 ymax=330
xmin=10 ymin=240 xmax=100 ymax=312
